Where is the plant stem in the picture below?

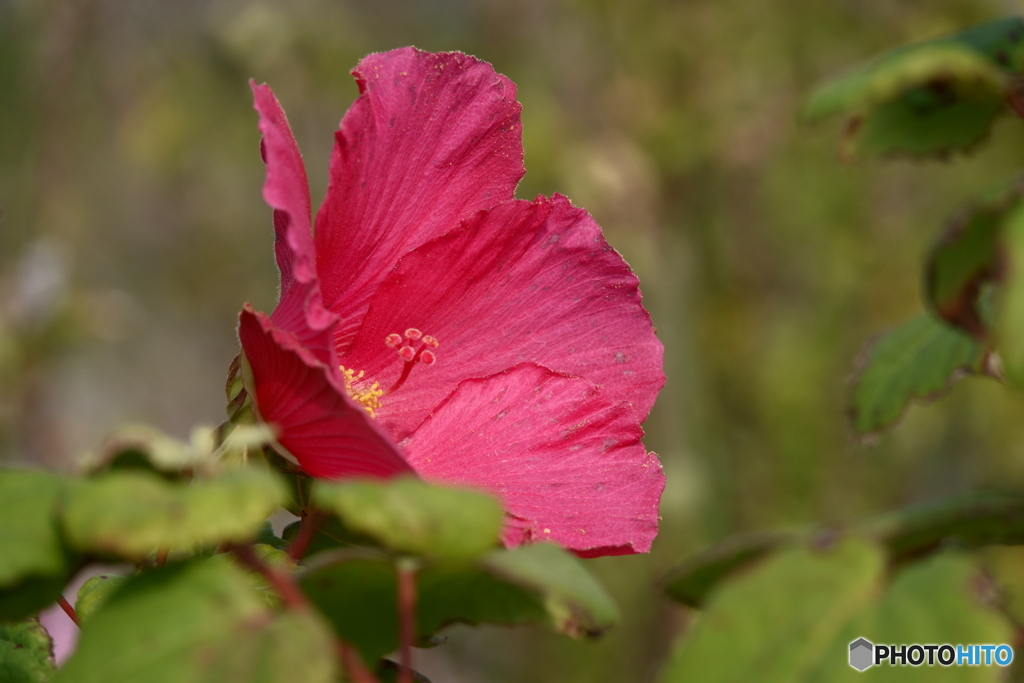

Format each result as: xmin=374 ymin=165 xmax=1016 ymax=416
xmin=57 ymin=595 xmax=80 ymax=628
xmin=288 ymin=510 xmax=321 ymax=562
xmin=396 ymin=559 xmax=419 ymax=683
xmin=232 ymin=544 xmax=382 ymax=683
xmin=155 ymin=548 xmax=169 ymax=567
xmin=229 ymin=544 xmax=307 ymax=611
xmin=336 ymin=641 xmax=382 ymax=683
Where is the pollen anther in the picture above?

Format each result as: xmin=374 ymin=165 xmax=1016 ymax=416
xmin=339 ymin=366 xmax=383 ymax=418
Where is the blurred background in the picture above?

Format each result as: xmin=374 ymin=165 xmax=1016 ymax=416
xmin=3 ymin=0 xmax=1024 ymax=680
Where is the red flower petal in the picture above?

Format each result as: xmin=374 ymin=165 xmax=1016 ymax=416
xmin=238 ymin=305 xmax=412 ymax=479
xmin=402 ymin=364 xmax=663 ymax=555
xmin=314 ymin=48 xmax=525 ymax=350
xmin=342 ymin=195 xmax=664 ymax=440
xmin=252 ymin=82 xmax=338 ymax=367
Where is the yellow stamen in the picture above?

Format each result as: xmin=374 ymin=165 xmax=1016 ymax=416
xmin=340 ymin=366 xmax=383 ymax=418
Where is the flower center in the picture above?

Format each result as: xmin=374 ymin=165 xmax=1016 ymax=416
xmin=339 ymin=367 xmax=383 ymax=418
xmin=339 ymin=329 xmax=439 ymax=418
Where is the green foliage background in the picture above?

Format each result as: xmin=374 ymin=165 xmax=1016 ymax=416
xmin=4 ymin=0 xmax=1024 ymax=680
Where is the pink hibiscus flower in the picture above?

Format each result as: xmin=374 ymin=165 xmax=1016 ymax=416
xmin=237 ymin=47 xmax=665 ymax=556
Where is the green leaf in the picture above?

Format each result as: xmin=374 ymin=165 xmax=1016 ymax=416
xmin=662 ymin=492 xmax=1024 ymax=608
xmin=254 ymin=521 xmax=288 ymax=551
xmin=63 ymin=468 xmax=287 ymax=559
xmin=81 ymin=425 xmax=274 ymax=480
xmin=80 ymin=425 xmax=209 ymax=478
xmin=925 ymin=191 xmax=1021 ymax=336
xmin=659 ymin=537 xmax=885 ymax=683
xmin=806 ymin=17 xmax=1024 ymax=158
xmin=866 ymin=491 xmax=1024 ymax=562
xmin=855 ymin=87 xmax=1004 ymax=158
xmin=805 ymin=553 xmax=1012 ymax=682
xmin=807 ymin=45 xmax=1007 ymax=122
xmin=298 ymin=553 xmax=399 ymax=666
xmin=481 ymin=544 xmax=618 ymax=637
xmin=270 ymin=465 xmax=313 ymax=517
xmin=301 ymin=553 xmax=545 ymax=665
xmin=281 ymin=515 xmax=377 ymax=558
xmin=0 ymin=618 xmax=56 ymax=683
xmin=311 ymin=478 xmax=503 ymax=560
xmin=53 ymin=557 xmax=337 ymax=683
xmin=956 ymin=15 xmax=1024 ymax=68
xmin=0 ymin=470 xmax=69 ymax=586
xmin=0 ymin=469 xmax=75 ymax=620
xmin=979 ymin=545 xmax=1024 ymax=626
xmin=244 ymin=544 xmax=297 ymax=609
xmin=210 ymin=424 xmax=276 ymax=472
xmin=0 ymin=578 xmax=71 ymax=625
xmin=661 ymin=531 xmax=790 ymax=608
xmin=997 ymin=203 xmax=1024 ymax=384
xmin=301 ymin=544 xmax=616 ymax=666
xmin=416 ymin=561 xmax=548 ymax=636
xmin=376 ymin=660 xmax=433 ymax=683
xmin=208 ymin=610 xmax=335 ymax=682
xmin=74 ymin=575 xmax=129 ymax=624
xmin=848 ymin=313 xmax=985 ymax=436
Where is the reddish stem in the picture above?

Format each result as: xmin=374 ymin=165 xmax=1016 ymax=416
xmin=57 ymin=595 xmax=80 ymax=628
xmin=337 ymin=641 xmax=382 ymax=683
xmin=233 ymin=543 xmax=383 ymax=683
xmin=229 ymin=544 xmax=307 ymax=611
xmin=155 ymin=548 xmax=169 ymax=567
xmin=288 ymin=511 xmax=321 ymax=562
xmin=396 ymin=561 xmax=418 ymax=683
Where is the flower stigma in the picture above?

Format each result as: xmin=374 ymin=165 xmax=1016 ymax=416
xmin=339 ymin=366 xmax=383 ymax=418
xmin=384 ymin=328 xmax=439 ymax=395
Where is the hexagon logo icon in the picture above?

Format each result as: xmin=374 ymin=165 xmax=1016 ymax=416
xmin=849 ymin=638 xmax=874 ymax=671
